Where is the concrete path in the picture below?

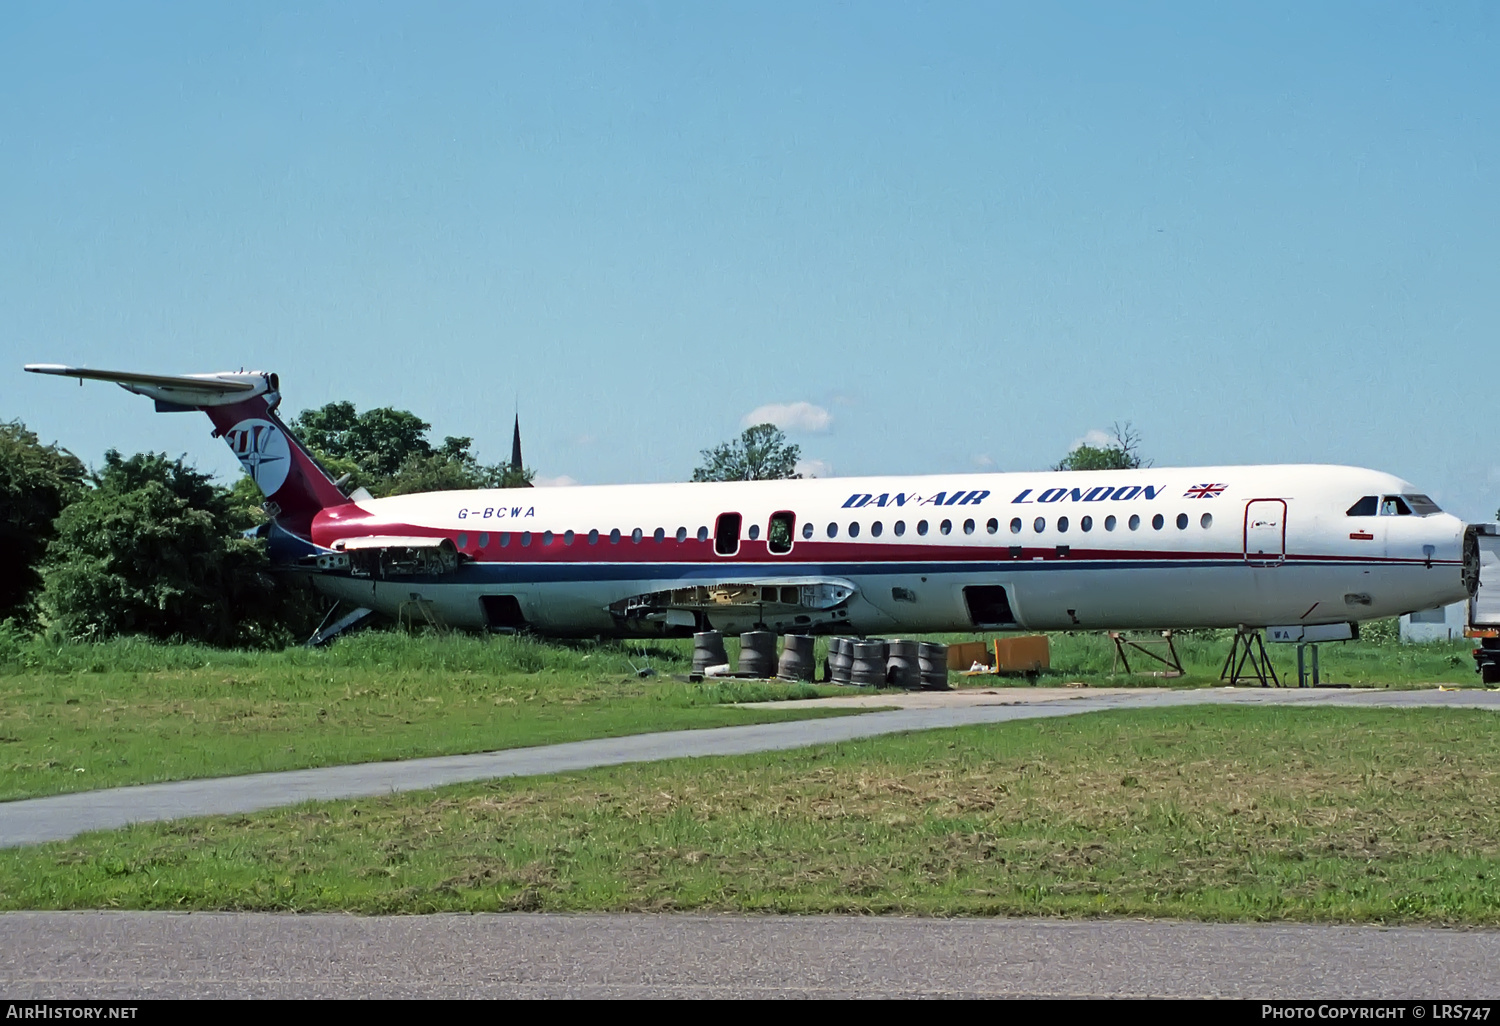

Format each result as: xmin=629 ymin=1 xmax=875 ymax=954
xmin=3 ymin=687 xmax=1497 ymax=849
xmin=3 ymin=911 xmax=1497 ymax=998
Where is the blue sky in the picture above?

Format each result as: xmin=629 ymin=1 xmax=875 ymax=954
xmin=3 ymin=2 xmax=1496 ymax=520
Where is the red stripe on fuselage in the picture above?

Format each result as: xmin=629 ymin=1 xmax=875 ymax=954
xmin=309 ymin=510 xmax=1451 ymax=567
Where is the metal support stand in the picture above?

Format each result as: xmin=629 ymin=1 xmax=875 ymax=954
xmin=1295 ymin=642 xmax=1320 ymax=688
xmin=397 ymin=594 xmax=445 ymax=634
xmin=1110 ymin=630 xmax=1185 ymax=677
xmin=1220 ymin=626 xmax=1281 ymax=687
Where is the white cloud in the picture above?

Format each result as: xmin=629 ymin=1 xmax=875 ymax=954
xmin=795 ymin=458 xmax=833 ymax=478
xmin=742 ymin=401 xmax=833 ymax=434
xmin=1070 ymin=429 xmax=1113 ymax=451
xmin=972 ymin=454 xmax=996 ymax=469
xmin=533 ymin=475 xmax=578 ymax=487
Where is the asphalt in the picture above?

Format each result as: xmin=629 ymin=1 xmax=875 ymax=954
xmin=2 ymin=686 xmax=1498 ymax=849
xmin=2 ymin=911 xmax=1497 ymax=998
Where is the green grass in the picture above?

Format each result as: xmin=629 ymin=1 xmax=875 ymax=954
xmin=5 ymin=706 xmax=1497 ymax=924
xmin=0 ymin=632 xmax=858 ymax=801
xmin=0 ymin=625 xmax=1481 ymax=802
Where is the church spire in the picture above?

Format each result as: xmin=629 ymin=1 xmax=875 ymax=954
xmin=510 ymin=413 xmax=523 ymax=471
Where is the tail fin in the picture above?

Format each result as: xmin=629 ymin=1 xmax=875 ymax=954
xmin=24 ymin=364 xmax=348 ymax=537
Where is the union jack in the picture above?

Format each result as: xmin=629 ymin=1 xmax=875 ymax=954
xmin=1184 ymin=483 xmax=1227 ymax=499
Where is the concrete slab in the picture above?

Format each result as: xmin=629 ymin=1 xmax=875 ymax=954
xmin=2 ymin=911 xmax=1496 ymax=998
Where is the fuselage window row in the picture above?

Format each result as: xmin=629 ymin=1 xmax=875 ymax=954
xmin=454 ymin=509 xmax=1216 ymax=553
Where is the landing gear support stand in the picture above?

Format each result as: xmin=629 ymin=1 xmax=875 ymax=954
xmin=1109 ymin=631 xmax=1185 ymax=677
xmin=1295 ymin=643 xmax=1320 ymax=688
xmin=1220 ymin=626 xmax=1281 ymax=687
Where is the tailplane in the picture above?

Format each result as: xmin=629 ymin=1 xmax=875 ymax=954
xmin=24 ymin=364 xmax=348 ymax=537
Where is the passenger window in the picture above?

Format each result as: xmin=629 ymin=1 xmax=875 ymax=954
xmin=748 ymin=524 xmax=760 ymax=541
xmin=987 ymin=518 xmax=998 ymax=534
xmin=1346 ymin=496 xmax=1378 ymax=517
xmin=653 ymin=527 xmax=665 ymax=543
xmin=1033 ymin=517 xmax=1045 ymax=533
xmin=457 ymin=533 xmax=468 ymax=549
xmin=521 ymin=531 xmax=532 ymax=547
xmin=827 ymin=522 xmax=838 ymax=538
xmin=478 ymin=533 xmax=489 ymax=547
xmin=894 ymin=521 xmax=906 ymax=536
xmin=588 ymin=529 xmax=599 ymax=545
xmin=500 ymin=532 xmax=511 ymax=547
xmin=715 ymin=513 xmax=742 ymax=555
xmin=871 ymin=521 xmax=883 ymax=538
xmin=1200 ymin=513 xmax=1212 ymax=529
xmin=1080 ymin=516 xmax=1092 ymax=532
xmin=631 ymin=528 xmax=643 ymax=544
xmin=542 ymin=531 xmax=554 ymax=546
xmin=768 ymin=511 xmax=795 ymax=554
xmin=564 ymin=530 xmax=574 ymax=545
xmin=1104 ymin=516 xmax=1116 ymax=531
xmin=675 ymin=527 xmax=687 ymax=543
xmin=1152 ymin=514 xmax=1164 ymax=530
xmin=1176 ymin=513 xmax=1188 ymax=529
xmin=1128 ymin=515 xmax=1140 ymax=531
xmin=848 ymin=522 xmax=861 ymax=538
xmin=963 ymin=519 xmax=975 ymax=535
xmin=697 ymin=526 xmax=709 ymax=542
xmin=609 ymin=528 xmax=620 ymax=545
xmin=1010 ymin=518 xmax=1022 ymax=534
xmin=801 ymin=522 xmax=814 ymax=540
xmin=917 ymin=520 xmax=929 ymax=536
xmin=1057 ymin=516 xmax=1069 ymax=533
xmin=940 ymin=519 xmax=952 ymax=535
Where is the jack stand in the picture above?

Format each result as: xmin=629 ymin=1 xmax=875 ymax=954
xmin=1220 ymin=626 xmax=1281 ymax=687
xmin=1110 ymin=630 xmax=1185 ymax=677
xmin=1295 ymin=642 xmax=1320 ymax=688
xmin=397 ymin=593 xmax=445 ymax=634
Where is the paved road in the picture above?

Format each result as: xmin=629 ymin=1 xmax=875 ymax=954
xmin=3 ymin=688 xmax=1497 ymax=848
xmin=2 ymin=911 xmax=1497 ymax=998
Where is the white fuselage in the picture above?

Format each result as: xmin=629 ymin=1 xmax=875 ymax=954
xmin=302 ymin=464 xmax=1469 ymax=637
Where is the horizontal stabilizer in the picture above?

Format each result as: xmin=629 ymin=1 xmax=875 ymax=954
xmin=23 ymin=364 xmax=271 ymax=407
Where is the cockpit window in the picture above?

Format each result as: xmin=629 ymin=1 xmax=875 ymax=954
xmin=1380 ymin=495 xmax=1412 ymax=516
xmin=1403 ymin=494 xmax=1442 ymax=516
xmin=1346 ymin=496 xmax=1377 ymax=517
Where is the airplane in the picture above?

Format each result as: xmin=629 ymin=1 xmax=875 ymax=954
xmin=24 ymin=364 xmax=1476 ymax=642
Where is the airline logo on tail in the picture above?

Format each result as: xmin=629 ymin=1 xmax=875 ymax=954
xmin=226 ymin=418 xmax=291 ymax=495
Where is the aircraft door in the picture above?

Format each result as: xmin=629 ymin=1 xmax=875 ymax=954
xmin=1244 ymin=499 xmax=1287 ymax=566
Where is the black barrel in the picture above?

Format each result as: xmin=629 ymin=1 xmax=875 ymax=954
xmin=886 ymin=639 xmax=921 ymax=689
xmin=778 ymin=634 xmax=816 ymax=682
xmin=830 ymin=637 xmax=853 ymax=684
xmin=850 ymin=640 xmax=888 ymax=686
xmin=918 ymin=642 xmax=950 ymax=690
xmin=692 ymin=630 xmax=728 ymax=674
xmin=739 ymin=630 xmax=777 ymax=678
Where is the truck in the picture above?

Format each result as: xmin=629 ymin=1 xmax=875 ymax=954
xmin=1465 ymin=523 xmax=1500 ymax=683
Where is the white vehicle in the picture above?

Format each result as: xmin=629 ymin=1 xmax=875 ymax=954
xmin=1464 ymin=523 xmax=1500 ymax=683
xmin=27 ymin=365 xmax=1472 ymax=640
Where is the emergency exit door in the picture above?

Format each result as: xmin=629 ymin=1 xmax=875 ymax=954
xmin=1244 ymin=499 xmax=1287 ymax=566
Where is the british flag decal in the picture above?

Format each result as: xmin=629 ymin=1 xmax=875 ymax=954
xmin=1184 ymin=483 xmax=1227 ymax=499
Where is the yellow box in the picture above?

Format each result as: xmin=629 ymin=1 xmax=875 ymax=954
xmin=993 ymin=635 xmax=1050 ymax=673
xmin=947 ymin=641 xmax=993 ymax=670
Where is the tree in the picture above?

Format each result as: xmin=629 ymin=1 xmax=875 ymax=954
xmin=1055 ymin=422 xmax=1149 ymax=471
xmin=289 ymin=402 xmax=528 ymax=496
xmin=0 ymin=421 xmax=86 ymax=624
xmin=40 ymin=451 xmax=316 ymax=646
xmin=692 ymin=424 xmax=802 ymax=482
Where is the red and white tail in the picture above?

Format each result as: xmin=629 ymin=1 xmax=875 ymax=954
xmin=24 ymin=364 xmax=348 ymax=538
